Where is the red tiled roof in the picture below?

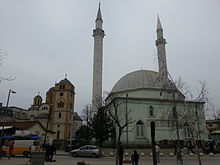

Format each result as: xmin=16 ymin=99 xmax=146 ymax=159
xmin=0 ymin=121 xmax=55 ymax=133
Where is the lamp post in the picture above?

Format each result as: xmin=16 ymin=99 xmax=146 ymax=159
xmin=0 ymin=89 xmax=16 ymax=156
xmin=44 ymin=105 xmax=52 ymax=144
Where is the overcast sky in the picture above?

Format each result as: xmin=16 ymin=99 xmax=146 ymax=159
xmin=0 ymin=0 xmax=220 ymax=117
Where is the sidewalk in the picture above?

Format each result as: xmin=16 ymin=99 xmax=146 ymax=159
xmin=1 ymin=155 xmax=220 ymax=165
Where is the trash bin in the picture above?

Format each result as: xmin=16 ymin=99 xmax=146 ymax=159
xmin=30 ymin=152 xmax=45 ymax=165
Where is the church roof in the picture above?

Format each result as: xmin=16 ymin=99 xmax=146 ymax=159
xmin=112 ymin=70 xmax=175 ymax=93
xmin=59 ymin=78 xmax=72 ymax=85
xmin=73 ymin=112 xmax=83 ymax=121
xmin=34 ymin=95 xmax=42 ymax=100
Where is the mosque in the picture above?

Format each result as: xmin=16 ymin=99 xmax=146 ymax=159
xmin=91 ymin=5 xmax=208 ymax=145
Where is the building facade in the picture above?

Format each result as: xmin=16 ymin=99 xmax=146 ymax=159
xmin=27 ymin=77 xmax=78 ymax=140
xmin=90 ymin=8 xmax=208 ymax=145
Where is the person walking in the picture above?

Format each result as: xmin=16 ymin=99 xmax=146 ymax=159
xmin=155 ymin=144 xmax=160 ymax=163
xmin=117 ymin=142 xmax=124 ymax=165
xmin=8 ymin=140 xmax=14 ymax=159
xmin=48 ymin=143 xmax=56 ymax=162
xmin=45 ymin=143 xmax=50 ymax=161
xmin=131 ymin=150 xmax=139 ymax=165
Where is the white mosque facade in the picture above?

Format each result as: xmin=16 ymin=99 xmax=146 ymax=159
xmin=91 ymin=6 xmax=208 ymax=145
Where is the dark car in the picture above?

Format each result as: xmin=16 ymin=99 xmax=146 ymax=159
xmin=70 ymin=145 xmax=102 ymax=158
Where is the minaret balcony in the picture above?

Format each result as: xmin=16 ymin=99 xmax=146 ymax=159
xmin=93 ymin=28 xmax=105 ymax=37
xmin=156 ymin=38 xmax=167 ymax=46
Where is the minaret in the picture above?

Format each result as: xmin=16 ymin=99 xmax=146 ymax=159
xmin=91 ymin=4 xmax=105 ymax=117
xmin=156 ymin=16 xmax=168 ymax=79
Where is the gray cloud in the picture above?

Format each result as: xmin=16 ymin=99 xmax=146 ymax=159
xmin=0 ymin=0 xmax=219 ymax=115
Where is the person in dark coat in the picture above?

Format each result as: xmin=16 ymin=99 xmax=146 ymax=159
xmin=48 ymin=144 xmax=56 ymax=162
xmin=131 ymin=150 xmax=139 ymax=165
xmin=117 ymin=142 xmax=124 ymax=165
xmin=45 ymin=143 xmax=50 ymax=161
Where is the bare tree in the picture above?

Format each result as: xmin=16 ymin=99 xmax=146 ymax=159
xmin=0 ymin=50 xmax=15 ymax=82
xmin=105 ymin=95 xmax=135 ymax=165
xmin=163 ymin=78 xmax=208 ymax=165
xmin=80 ymin=104 xmax=91 ymax=125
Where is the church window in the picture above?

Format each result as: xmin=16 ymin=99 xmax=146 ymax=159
xmin=57 ymin=130 xmax=60 ymax=139
xmin=149 ymin=106 xmax=154 ymax=116
xmin=136 ymin=120 xmax=144 ymax=138
xmin=60 ymin=92 xmax=64 ymax=96
xmin=160 ymin=92 xmax=162 ymax=96
xmin=59 ymin=112 xmax=61 ymax=118
xmin=59 ymin=85 xmax=65 ymax=89
xmin=57 ymin=100 xmax=64 ymax=108
xmin=58 ymin=125 xmax=60 ymax=128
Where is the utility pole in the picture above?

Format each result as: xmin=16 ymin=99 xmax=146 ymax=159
xmin=151 ymin=121 xmax=157 ymax=165
xmin=44 ymin=105 xmax=52 ymax=144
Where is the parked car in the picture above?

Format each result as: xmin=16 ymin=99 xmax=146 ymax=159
xmin=64 ymin=144 xmax=83 ymax=152
xmin=70 ymin=145 xmax=102 ymax=158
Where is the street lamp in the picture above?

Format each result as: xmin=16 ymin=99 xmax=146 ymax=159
xmin=0 ymin=89 xmax=16 ymax=156
xmin=44 ymin=105 xmax=52 ymax=145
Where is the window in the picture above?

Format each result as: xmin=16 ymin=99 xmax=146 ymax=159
xmin=59 ymin=85 xmax=65 ymax=90
xmin=160 ymin=92 xmax=162 ymax=96
xmin=57 ymin=100 xmax=64 ymax=108
xmin=57 ymin=130 xmax=60 ymax=139
xmin=60 ymin=92 xmax=64 ymax=96
xmin=149 ymin=106 xmax=154 ymax=116
xmin=136 ymin=120 xmax=144 ymax=138
xmin=59 ymin=112 xmax=61 ymax=118
xmin=58 ymin=125 xmax=60 ymax=128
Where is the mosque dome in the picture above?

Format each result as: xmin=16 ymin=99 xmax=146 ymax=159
xmin=112 ymin=70 xmax=174 ymax=93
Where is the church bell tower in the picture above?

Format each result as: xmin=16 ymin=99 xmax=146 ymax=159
xmin=91 ymin=4 xmax=105 ymax=117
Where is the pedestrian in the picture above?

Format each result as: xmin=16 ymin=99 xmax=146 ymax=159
xmin=131 ymin=150 xmax=139 ymax=165
xmin=117 ymin=142 xmax=124 ymax=165
xmin=176 ymin=148 xmax=183 ymax=164
xmin=48 ymin=143 xmax=56 ymax=162
xmin=155 ymin=144 xmax=160 ymax=163
xmin=8 ymin=140 xmax=14 ymax=159
xmin=45 ymin=143 xmax=50 ymax=161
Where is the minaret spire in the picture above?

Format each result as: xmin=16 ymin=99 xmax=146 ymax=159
xmin=157 ymin=15 xmax=162 ymax=30
xmin=91 ymin=4 xmax=105 ymax=117
xmin=156 ymin=15 xmax=168 ymax=79
xmin=95 ymin=3 xmax=103 ymax=29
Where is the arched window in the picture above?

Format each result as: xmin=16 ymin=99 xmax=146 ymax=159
xmin=136 ymin=120 xmax=144 ymax=138
xmin=59 ymin=112 xmax=61 ymax=118
xmin=57 ymin=100 xmax=64 ymax=108
xmin=149 ymin=106 xmax=154 ymax=116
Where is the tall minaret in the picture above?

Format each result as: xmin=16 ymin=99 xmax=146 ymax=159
xmin=156 ymin=16 xmax=168 ymax=79
xmin=91 ymin=4 xmax=105 ymax=117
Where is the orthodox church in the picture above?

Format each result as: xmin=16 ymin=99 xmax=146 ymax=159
xmin=27 ymin=77 xmax=82 ymax=141
xmin=91 ymin=5 xmax=208 ymax=145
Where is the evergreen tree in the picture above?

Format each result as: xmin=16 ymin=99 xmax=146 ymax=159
xmin=91 ymin=106 xmax=115 ymax=147
xmin=75 ymin=125 xmax=92 ymax=144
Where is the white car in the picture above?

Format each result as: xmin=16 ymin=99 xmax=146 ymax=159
xmin=71 ymin=145 xmax=102 ymax=158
